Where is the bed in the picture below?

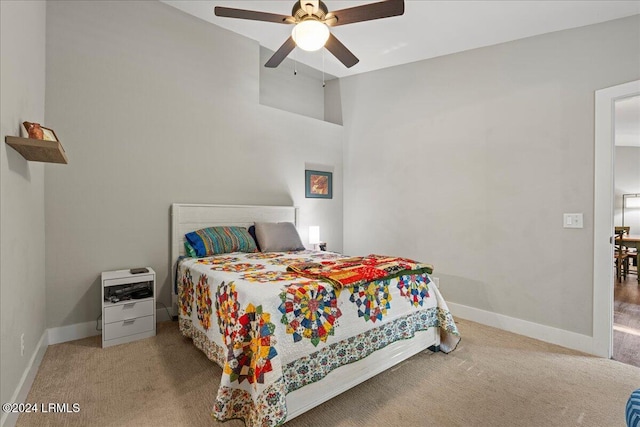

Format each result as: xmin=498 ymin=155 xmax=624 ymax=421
xmin=171 ymin=203 xmax=460 ymax=426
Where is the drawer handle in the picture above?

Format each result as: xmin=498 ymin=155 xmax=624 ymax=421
xmin=123 ymin=303 xmax=136 ymax=309
xmin=123 ymin=318 xmax=136 ymax=324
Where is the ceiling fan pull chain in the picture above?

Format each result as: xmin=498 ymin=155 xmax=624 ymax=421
xmin=294 ymin=48 xmax=298 ymax=76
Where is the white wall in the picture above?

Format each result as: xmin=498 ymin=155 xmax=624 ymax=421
xmin=0 ymin=0 xmax=47 ymax=415
xmin=259 ymin=46 xmax=331 ymax=122
xmin=341 ymin=16 xmax=640 ymax=337
xmin=44 ymin=1 xmax=343 ymax=328
xmin=615 ymin=146 xmax=640 ymax=232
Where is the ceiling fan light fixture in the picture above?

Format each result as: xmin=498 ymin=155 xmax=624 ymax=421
xmin=291 ymin=20 xmax=329 ymax=51
xmin=215 ymin=0 xmax=405 ymax=68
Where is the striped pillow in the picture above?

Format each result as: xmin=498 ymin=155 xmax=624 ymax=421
xmin=185 ymin=226 xmax=258 ymax=257
xmin=628 ymin=388 xmax=640 ymax=427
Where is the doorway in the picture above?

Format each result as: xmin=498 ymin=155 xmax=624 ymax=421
xmin=593 ymin=80 xmax=640 ymax=360
xmin=612 ymin=95 xmax=640 ymax=366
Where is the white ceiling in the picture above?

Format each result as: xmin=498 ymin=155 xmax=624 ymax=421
xmin=162 ymin=0 xmax=640 ymax=78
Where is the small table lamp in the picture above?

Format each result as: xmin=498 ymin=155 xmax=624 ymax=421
xmin=309 ymin=226 xmax=321 ymax=250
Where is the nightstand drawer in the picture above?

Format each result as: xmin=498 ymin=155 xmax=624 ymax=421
xmin=104 ymin=299 xmax=153 ymax=324
xmin=104 ymin=315 xmax=154 ymax=341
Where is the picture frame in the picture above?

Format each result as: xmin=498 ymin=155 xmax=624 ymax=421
xmin=41 ymin=126 xmax=59 ymax=142
xmin=305 ymin=170 xmax=332 ymax=199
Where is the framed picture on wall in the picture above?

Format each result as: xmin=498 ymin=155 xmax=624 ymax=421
xmin=41 ymin=126 xmax=59 ymax=142
xmin=305 ymin=170 xmax=332 ymax=199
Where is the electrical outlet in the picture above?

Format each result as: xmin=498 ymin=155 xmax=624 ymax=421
xmin=20 ymin=333 xmax=25 ymax=357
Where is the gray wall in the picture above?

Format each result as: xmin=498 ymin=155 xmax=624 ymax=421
xmin=341 ymin=16 xmax=640 ymax=336
xmin=324 ymin=79 xmax=343 ymax=126
xmin=44 ymin=1 xmax=343 ymax=328
xmin=258 ymin=46 xmax=341 ymax=124
xmin=0 ymin=0 xmax=47 ymax=411
xmin=260 ymin=46 xmax=328 ymax=122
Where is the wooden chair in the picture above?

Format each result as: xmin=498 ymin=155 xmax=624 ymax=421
xmin=616 ymin=226 xmax=637 ymax=276
xmin=615 ymin=226 xmax=631 ymax=235
xmin=614 ymin=226 xmax=640 ymax=283
xmin=614 ymin=229 xmax=629 ymax=282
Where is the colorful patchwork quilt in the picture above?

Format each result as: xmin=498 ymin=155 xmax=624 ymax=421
xmin=177 ymin=250 xmax=460 ymax=426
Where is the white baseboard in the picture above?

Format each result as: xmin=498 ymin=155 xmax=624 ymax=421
xmin=448 ymin=302 xmax=596 ymax=355
xmin=48 ymin=307 xmax=175 ymax=345
xmin=47 ymin=320 xmax=99 ymax=345
xmin=4 ymin=306 xmax=178 ymax=427
xmin=2 ymin=302 xmax=596 ymax=427
xmin=0 ymin=331 xmax=48 ymax=427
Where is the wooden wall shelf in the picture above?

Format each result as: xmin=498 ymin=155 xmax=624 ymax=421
xmin=5 ymin=136 xmax=68 ymax=164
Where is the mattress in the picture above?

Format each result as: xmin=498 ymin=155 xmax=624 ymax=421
xmin=177 ymin=250 xmax=460 ymax=426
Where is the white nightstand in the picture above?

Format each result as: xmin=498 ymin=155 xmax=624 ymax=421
xmin=101 ymin=268 xmax=156 ymax=348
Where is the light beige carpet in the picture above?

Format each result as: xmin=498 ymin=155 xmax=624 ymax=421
xmin=16 ymin=319 xmax=640 ymax=427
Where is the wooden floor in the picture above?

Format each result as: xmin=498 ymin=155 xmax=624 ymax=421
xmin=613 ymin=266 xmax=640 ymax=367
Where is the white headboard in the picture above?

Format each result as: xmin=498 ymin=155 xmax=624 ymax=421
xmin=170 ymin=204 xmax=298 ymax=306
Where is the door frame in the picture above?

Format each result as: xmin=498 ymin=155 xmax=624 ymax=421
xmin=593 ymin=79 xmax=640 ymax=358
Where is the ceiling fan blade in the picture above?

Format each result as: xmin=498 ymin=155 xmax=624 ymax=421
xmin=327 ymin=0 xmax=404 ymax=27
xmin=325 ymin=33 xmax=359 ymax=68
xmin=265 ymin=37 xmax=297 ymax=68
xmin=214 ymin=6 xmax=293 ymax=24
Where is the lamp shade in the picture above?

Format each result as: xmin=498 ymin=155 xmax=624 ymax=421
xmin=292 ymin=20 xmax=329 ymax=52
xmin=309 ymin=226 xmax=320 ymax=244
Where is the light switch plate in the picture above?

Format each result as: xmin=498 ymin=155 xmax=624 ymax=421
xmin=563 ymin=213 xmax=583 ymax=229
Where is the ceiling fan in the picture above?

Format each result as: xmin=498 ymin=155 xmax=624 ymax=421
xmin=214 ymin=0 xmax=405 ymax=69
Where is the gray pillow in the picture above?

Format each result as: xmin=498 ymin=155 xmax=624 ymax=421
xmin=254 ymin=222 xmax=305 ymax=252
